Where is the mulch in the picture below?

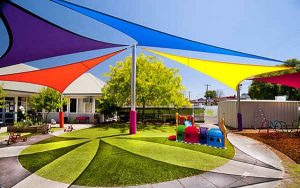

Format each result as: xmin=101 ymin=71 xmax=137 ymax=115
xmin=239 ymin=132 xmax=300 ymax=164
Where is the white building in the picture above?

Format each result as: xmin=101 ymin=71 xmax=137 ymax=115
xmin=0 ymin=64 xmax=105 ymax=125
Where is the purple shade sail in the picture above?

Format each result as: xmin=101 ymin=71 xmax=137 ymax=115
xmin=0 ymin=2 xmax=124 ymax=68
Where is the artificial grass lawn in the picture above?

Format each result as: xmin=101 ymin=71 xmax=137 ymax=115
xmin=103 ymin=138 xmax=229 ymax=172
xmin=20 ymin=139 xmax=88 ymax=155
xmin=287 ymin=163 xmax=300 ymax=188
xmin=19 ymin=123 xmax=235 ymax=186
xmin=0 ymin=132 xmax=8 ymax=141
xmin=58 ymin=125 xmax=128 ymax=139
xmin=36 ymin=136 xmax=83 ymax=144
xmin=36 ymin=140 xmax=99 ymax=184
xmin=131 ymin=137 xmax=235 ymax=159
xmin=18 ymin=143 xmax=83 ymax=172
xmin=74 ymin=141 xmax=202 ymax=187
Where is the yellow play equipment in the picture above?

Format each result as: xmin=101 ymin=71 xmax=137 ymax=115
xmin=219 ymin=117 xmax=227 ymax=145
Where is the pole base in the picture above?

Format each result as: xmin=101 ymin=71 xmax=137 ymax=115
xmin=237 ymin=113 xmax=243 ymax=131
xmin=129 ymin=110 xmax=137 ymax=134
xmin=59 ymin=111 xmax=64 ymax=128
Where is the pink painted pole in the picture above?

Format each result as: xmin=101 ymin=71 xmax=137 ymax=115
xmin=130 ymin=110 xmax=137 ymax=134
xmin=130 ymin=44 xmax=137 ymax=134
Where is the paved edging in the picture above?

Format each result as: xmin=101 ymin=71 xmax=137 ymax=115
xmin=0 ymin=124 xmax=94 ymax=188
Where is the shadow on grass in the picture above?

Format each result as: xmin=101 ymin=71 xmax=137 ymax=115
xmin=19 ymin=143 xmax=85 ymax=173
xmin=94 ymin=122 xmax=174 ymax=133
xmin=96 ymin=133 xmax=130 ymax=140
xmin=119 ymin=136 xmax=235 ymax=160
xmin=35 ymin=136 xmax=83 ymax=145
xmin=73 ymin=140 xmax=202 ymax=187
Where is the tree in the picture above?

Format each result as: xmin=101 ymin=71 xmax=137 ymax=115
xmin=204 ymin=90 xmax=217 ymax=99
xmin=100 ymin=53 xmax=190 ymax=121
xmin=215 ymin=90 xmax=224 ymax=98
xmin=0 ymin=84 xmax=6 ymax=109
xmin=96 ymin=98 xmax=120 ymax=119
xmin=29 ymin=88 xmax=67 ymax=122
xmin=248 ymin=59 xmax=300 ymax=100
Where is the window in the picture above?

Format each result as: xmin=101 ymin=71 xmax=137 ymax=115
xmin=217 ymin=138 xmax=222 ymax=143
xmin=70 ymin=99 xmax=77 ymax=113
xmin=63 ymin=104 xmax=67 ymax=112
xmin=85 ymin=103 xmax=92 ymax=113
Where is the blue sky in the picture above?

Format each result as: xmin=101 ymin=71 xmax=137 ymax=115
xmin=1 ymin=0 xmax=300 ymax=99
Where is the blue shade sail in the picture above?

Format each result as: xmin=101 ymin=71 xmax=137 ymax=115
xmin=51 ymin=0 xmax=282 ymax=62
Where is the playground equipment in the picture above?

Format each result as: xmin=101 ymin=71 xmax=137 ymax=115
xmin=219 ymin=117 xmax=227 ymax=145
xmin=208 ymin=128 xmax=225 ymax=148
xmin=168 ymin=135 xmax=176 ymax=141
xmin=184 ymin=126 xmax=199 ymax=143
xmin=177 ymin=125 xmax=186 ymax=141
xmin=199 ymin=127 xmax=208 ymax=144
xmin=172 ymin=113 xmax=226 ymax=148
xmin=64 ymin=124 xmax=75 ymax=132
xmin=6 ymin=132 xmax=27 ymax=145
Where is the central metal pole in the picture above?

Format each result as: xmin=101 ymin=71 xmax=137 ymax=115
xmin=130 ymin=44 xmax=137 ymax=134
xmin=237 ymin=84 xmax=243 ymax=131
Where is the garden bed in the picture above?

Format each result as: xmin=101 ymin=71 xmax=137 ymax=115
xmin=7 ymin=124 xmax=49 ymax=133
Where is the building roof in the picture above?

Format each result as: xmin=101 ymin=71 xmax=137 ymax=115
xmin=63 ymin=73 xmax=105 ymax=96
xmin=0 ymin=64 xmax=104 ymax=96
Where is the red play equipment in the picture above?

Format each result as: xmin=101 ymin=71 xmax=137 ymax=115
xmin=184 ymin=126 xmax=199 ymax=143
xmin=168 ymin=135 xmax=176 ymax=141
xmin=179 ymin=115 xmax=194 ymax=125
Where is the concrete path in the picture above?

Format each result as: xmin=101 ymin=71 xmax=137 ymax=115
xmin=0 ymin=156 xmax=31 ymax=188
xmin=0 ymin=125 xmax=285 ymax=188
xmin=13 ymin=174 xmax=69 ymax=188
xmin=0 ymin=124 xmax=94 ymax=188
xmin=228 ymin=133 xmax=283 ymax=170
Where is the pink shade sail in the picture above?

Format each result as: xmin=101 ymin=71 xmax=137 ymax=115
xmin=253 ymin=72 xmax=300 ymax=89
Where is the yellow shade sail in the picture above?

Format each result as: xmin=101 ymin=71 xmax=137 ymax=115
xmin=145 ymin=49 xmax=292 ymax=90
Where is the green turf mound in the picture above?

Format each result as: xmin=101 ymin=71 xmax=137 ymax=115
xmin=74 ymin=141 xmax=202 ymax=186
xmin=19 ymin=123 xmax=235 ymax=186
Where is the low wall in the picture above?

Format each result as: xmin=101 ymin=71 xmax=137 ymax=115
xmin=218 ymin=100 xmax=299 ymax=129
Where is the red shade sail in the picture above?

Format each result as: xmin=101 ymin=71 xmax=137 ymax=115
xmin=0 ymin=49 xmax=125 ymax=93
xmin=253 ymin=72 xmax=300 ymax=89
